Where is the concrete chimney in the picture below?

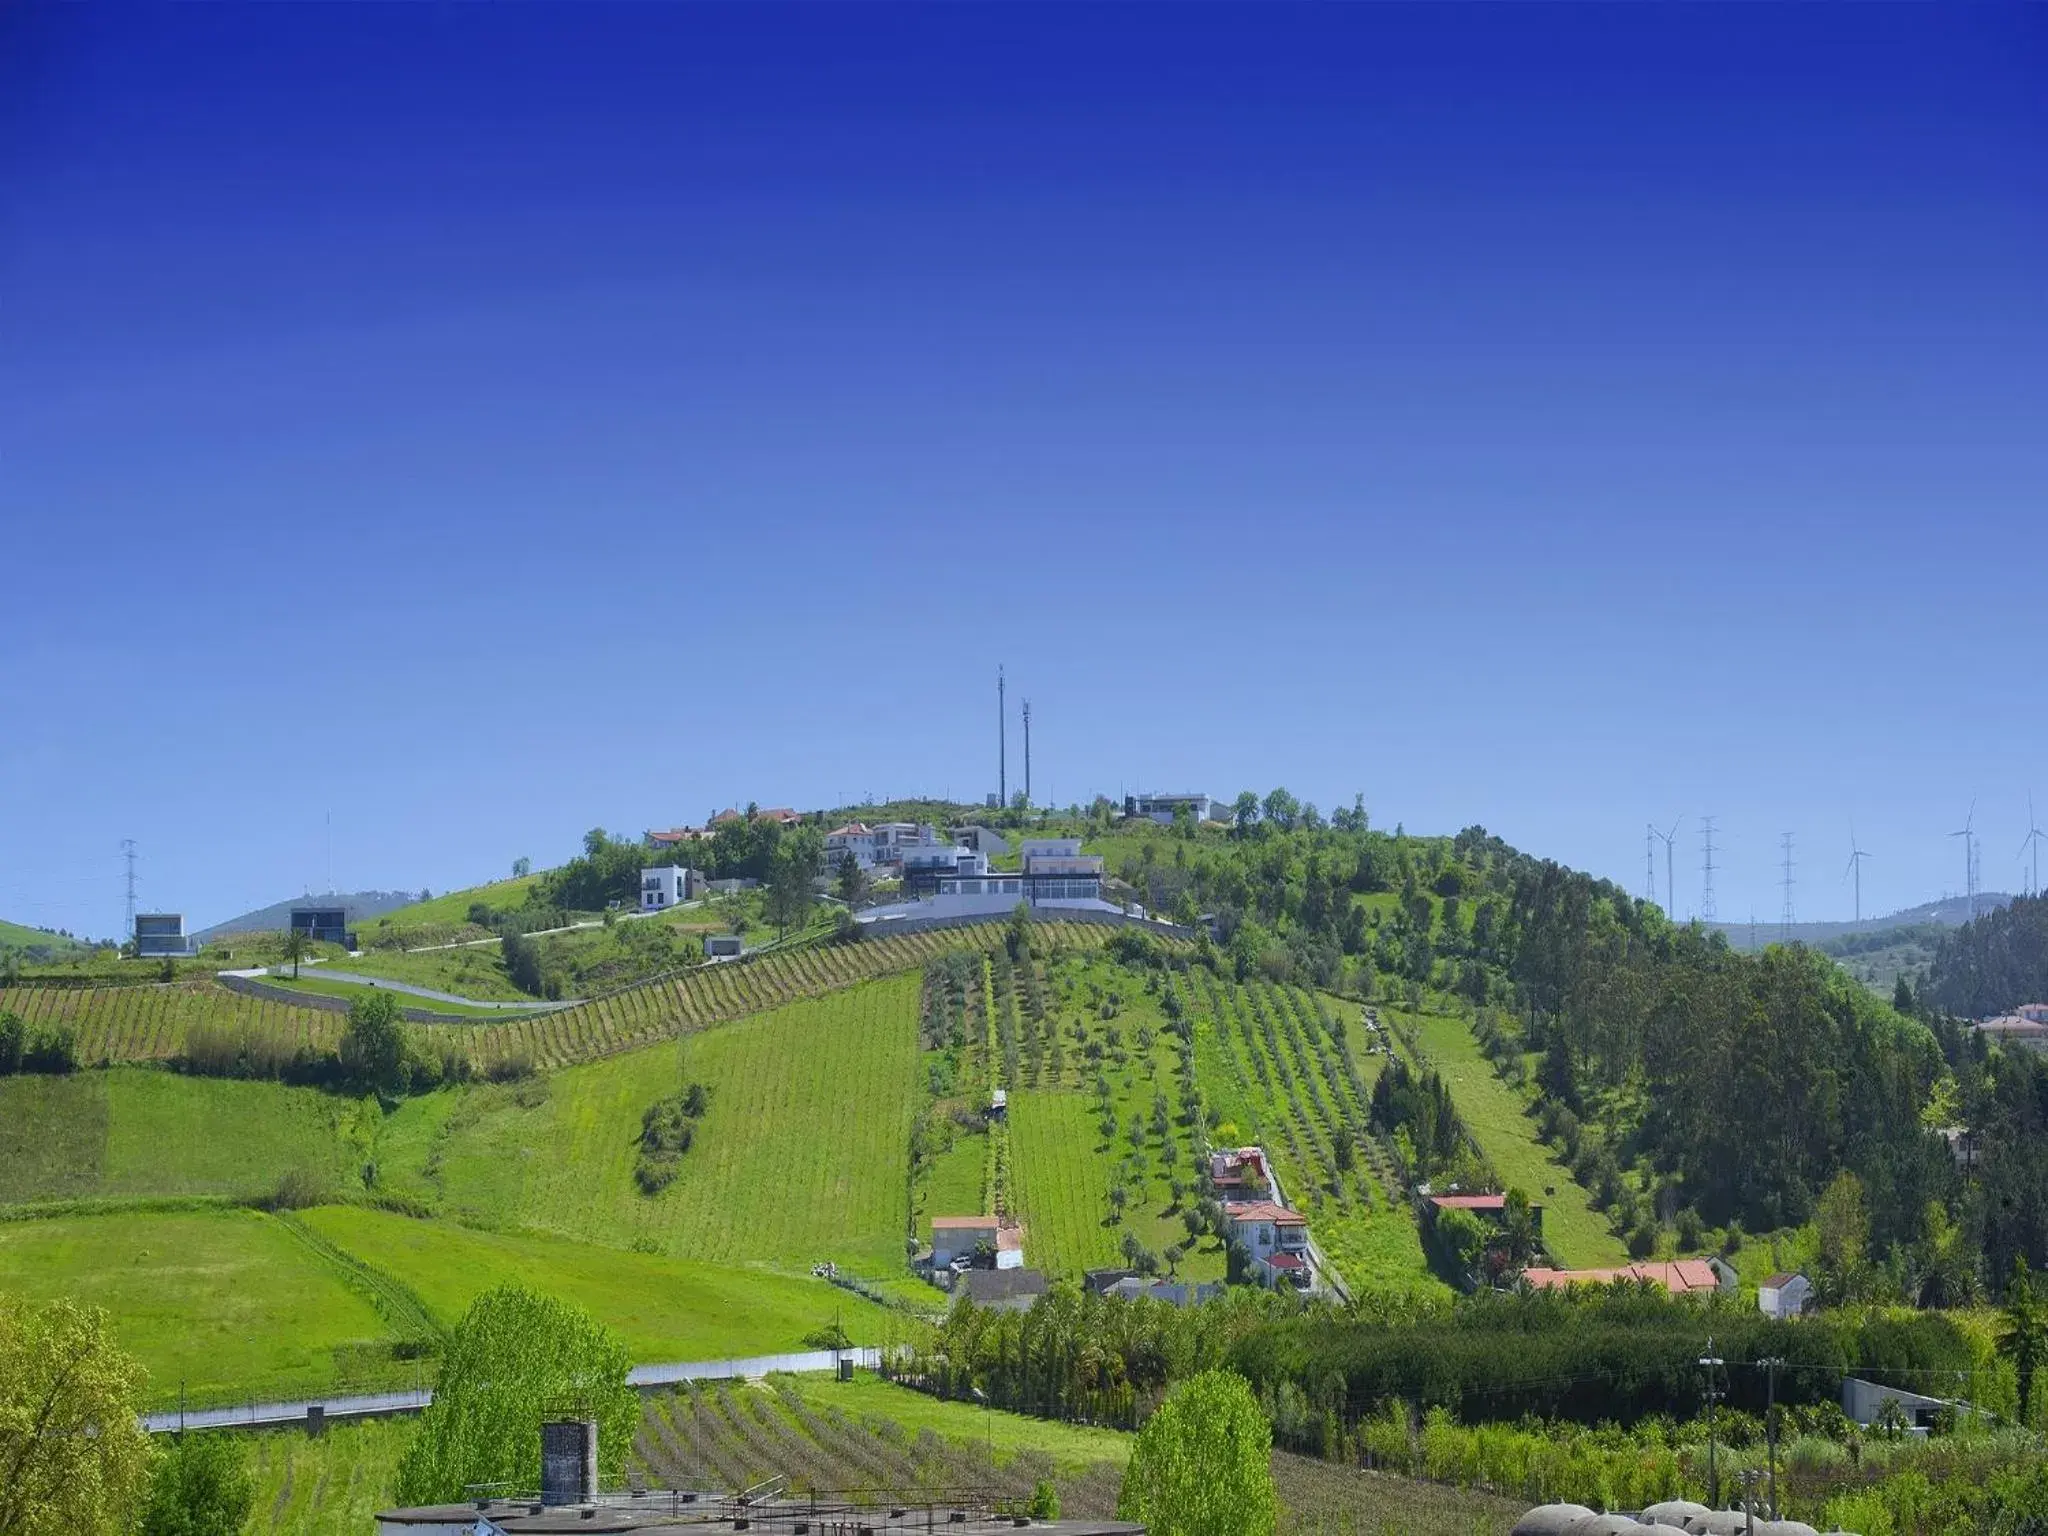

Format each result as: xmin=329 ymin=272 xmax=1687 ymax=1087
xmin=540 ymin=1419 xmax=599 ymax=1506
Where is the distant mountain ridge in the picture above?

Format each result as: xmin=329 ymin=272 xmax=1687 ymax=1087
xmin=1710 ymin=892 xmax=2015 ymax=953
xmin=195 ymin=890 xmax=423 ymax=940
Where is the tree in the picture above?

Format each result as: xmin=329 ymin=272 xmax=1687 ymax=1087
xmin=2004 ymin=1257 xmax=2048 ymax=1427
xmin=1815 ymin=1170 xmax=1872 ymax=1304
xmin=339 ymin=991 xmax=407 ymax=1095
xmin=766 ymin=828 xmax=821 ymax=942
xmin=513 ymin=857 xmax=532 ymax=879
xmin=1232 ymin=791 xmax=1260 ymax=837
xmin=1116 ymin=1369 xmax=1276 ymax=1536
xmin=139 ymin=1434 xmax=254 ymax=1536
xmin=1893 ymin=973 xmax=1915 ymax=1015
xmin=281 ymin=926 xmax=309 ymax=980
xmin=1260 ymin=788 xmax=1299 ymax=833
xmin=835 ymin=852 xmax=866 ymax=906
xmin=0 ymin=1294 xmax=155 ymax=1536
xmin=502 ymin=931 xmax=546 ymax=996
xmin=394 ymin=1286 xmax=637 ymax=1504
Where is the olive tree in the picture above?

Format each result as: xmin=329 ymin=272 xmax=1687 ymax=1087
xmin=1115 ymin=1369 xmax=1276 ymax=1536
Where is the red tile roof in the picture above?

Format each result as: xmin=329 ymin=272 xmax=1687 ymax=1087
xmin=1225 ymin=1201 xmax=1307 ymax=1224
xmin=1263 ymin=1252 xmax=1307 ymax=1271
xmin=931 ymin=1215 xmax=998 ymax=1230
xmin=1521 ymin=1260 xmax=1720 ymax=1296
xmin=1430 ymin=1193 xmax=1507 ymax=1212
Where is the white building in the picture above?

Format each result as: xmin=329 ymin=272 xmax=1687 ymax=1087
xmin=825 ymin=821 xmax=946 ymax=871
xmin=134 ymin=913 xmax=199 ymax=959
xmin=952 ymin=826 xmax=1011 ymax=858
xmin=1125 ymin=792 xmax=1214 ymax=826
xmin=702 ymin=933 xmax=743 ymax=960
xmin=1224 ymin=1200 xmax=1312 ymax=1290
xmin=1759 ymin=1271 xmax=1812 ymax=1319
xmin=639 ymin=867 xmax=698 ymax=913
xmin=858 ymin=838 xmax=1115 ymax=926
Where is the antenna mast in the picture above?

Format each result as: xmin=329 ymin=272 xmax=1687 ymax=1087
xmin=1645 ymin=824 xmax=1657 ymax=903
xmin=1699 ymin=816 xmax=1718 ymax=922
xmin=997 ymin=665 xmax=1007 ymax=808
xmin=1779 ymin=831 xmax=1795 ymax=941
xmin=1021 ymin=699 xmax=1032 ymax=810
xmin=121 ymin=839 xmax=138 ymax=941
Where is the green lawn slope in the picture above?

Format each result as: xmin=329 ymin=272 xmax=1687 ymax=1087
xmin=0 ymin=1069 xmax=358 ymax=1206
xmin=300 ymin=1207 xmax=893 ymax=1359
xmin=0 ymin=916 xmax=89 ymax=954
xmin=0 ymin=1208 xmax=394 ymax=1408
xmin=376 ymin=974 xmax=923 ymax=1275
xmin=1396 ymin=1005 xmax=1629 ymax=1268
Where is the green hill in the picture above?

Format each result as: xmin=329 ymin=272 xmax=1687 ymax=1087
xmin=0 ymin=916 xmax=91 ymax=957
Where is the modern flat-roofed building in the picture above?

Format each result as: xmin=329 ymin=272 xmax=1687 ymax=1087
xmin=1124 ymin=792 xmax=1213 ymax=826
xmin=859 ymin=837 xmax=1117 ymax=926
xmin=133 ymin=913 xmax=199 ymax=958
xmin=640 ymin=866 xmax=701 ymax=912
xmin=290 ymin=905 xmax=355 ymax=949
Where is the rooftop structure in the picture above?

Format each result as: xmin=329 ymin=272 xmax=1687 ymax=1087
xmin=133 ymin=912 xmax=199 ymax=959
xmin=289 ymin=905 xmax=355 ymax=949
xmin=1428 ymin=1193 xmax=1508 ymax=1214
xmin=376 ymin=1418 xmax=1141 ymax=1536
xmin=710 ymin=807 xmax=803 ymax=827
xmin=858 ymin=838 xmax=1115 ymax=926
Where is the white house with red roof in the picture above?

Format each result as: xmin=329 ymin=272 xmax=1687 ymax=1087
xmin=1223 ymin=1199 xmax=1311 ymax=1290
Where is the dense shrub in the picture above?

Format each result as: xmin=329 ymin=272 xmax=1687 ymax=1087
xmin=0 ymin=1012 xmax=77 ymax=1075
xmin=634 ymin=1082 xmax=709 ymax=1194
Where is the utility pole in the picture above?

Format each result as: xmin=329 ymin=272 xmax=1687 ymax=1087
xmin=121 ymin=839 xmax=138 ymax=942
xmin=1021 ymin=699 xmax=1032 ymax=810
xmin=1700 ymin=817 xmax=1719 ymax=922
xmin=1761 ymin=1354 xmax=1785 ymax=1517
xmin=997 ymin=665 xmax=1006 ymax=808
xmin=1779 ymin=832 xmax=1795 ymax=942
xmin=1700 ymin=1337 xmax=1726 ymax=1508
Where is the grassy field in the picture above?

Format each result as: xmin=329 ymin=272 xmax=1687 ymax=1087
xmin=0 ymin=916 xmax=89 ymax=954
xmin=377 ymin=975 xmax=924 ymax=1276
xmin=0 ymin=1068 xmax=358 ymax=1206
xmin=310 ymin=943 xmax=533 ymax=1002
xmin=242 ymin=1415 xmax=413 ymax=1535
xmin=1396 ymin=1006 xmax=1629 ymax=1268
xmin=0 ymin=1208 xmax=397 ymax=1408
xmin=300 ymin=1206 xmax=897 ymax=1359
xmin=260 ymin=971 xmax=535 ymax=1018
xmin=354 ymin=874 xmax=550 ymax=939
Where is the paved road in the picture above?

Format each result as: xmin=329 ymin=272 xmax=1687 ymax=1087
xmin=141 ymin=1348 xmax=887 ymax=1433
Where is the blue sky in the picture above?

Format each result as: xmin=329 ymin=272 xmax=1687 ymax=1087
xmin=2 ymin=7 xmax=2043 ymax=937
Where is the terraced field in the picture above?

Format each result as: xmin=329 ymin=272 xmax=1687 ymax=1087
xmin=1186 ymin=971 xmax=1441 ymax=1297
xmin=1 ymin=921 xmax=1132 ymax=1074
xmin=237 ymin=1375 xmax=1521 ymax=1536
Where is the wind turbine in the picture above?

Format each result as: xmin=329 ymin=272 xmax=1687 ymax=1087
xmin=1844 ymin=825 xmax=1874 ymax=924
xmin=2020 ymin=793 xmax=2044 ymax=899
xmin=1652 ymin=819 xmax=1681 ymax=918
xmin=1950 ymin=800 xmax=1978 ymax=920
